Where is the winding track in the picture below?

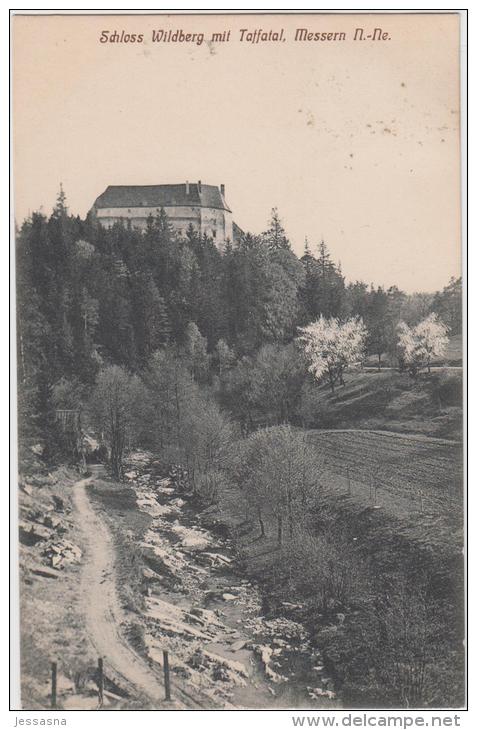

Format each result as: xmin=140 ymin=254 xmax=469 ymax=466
xmin=73 ymin=476 xmax=205 ymax=709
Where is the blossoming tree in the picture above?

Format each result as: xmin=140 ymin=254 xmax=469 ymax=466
xmin=396 ymin=313 xmax=449 ymax=375
xmin=298 ymin=315 xmax=368 ymax=392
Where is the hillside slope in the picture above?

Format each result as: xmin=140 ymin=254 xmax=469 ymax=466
xmin=300 ymin=368 xmax=462 ymax=441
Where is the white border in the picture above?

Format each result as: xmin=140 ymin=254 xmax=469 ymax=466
xmin=6 ymin=6 xmax=470 ymax=730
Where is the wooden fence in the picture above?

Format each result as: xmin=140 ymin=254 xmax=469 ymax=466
xmin=323 ymin=463 xmax=461 ymax=519
xmin=49 ymin=651 xmax=172 ymax=709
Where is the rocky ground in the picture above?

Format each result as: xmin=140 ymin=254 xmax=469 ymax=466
xmin=19 ymin=450 xmax=339 ymax=709
xmin=18 ymin=461 xmax=99 ymax=709
xmin=114 ymin=451 xmax=339 ymax=708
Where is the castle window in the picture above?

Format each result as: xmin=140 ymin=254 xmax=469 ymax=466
xmin=212 ymin=230 xmax=217 ymax=238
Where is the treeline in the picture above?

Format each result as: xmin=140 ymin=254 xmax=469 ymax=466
xmin=16 ymin=190 xmax=461 ymax=443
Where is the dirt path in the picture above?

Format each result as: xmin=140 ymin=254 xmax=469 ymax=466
xmin=72 ymin=463 xmax=339 ymax=709
xmin=73 ymin=477 xmax=198 ymax=709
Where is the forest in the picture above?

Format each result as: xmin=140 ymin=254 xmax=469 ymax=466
xmin=16 ymin=188 xmax=461 ymax=446
xmin=16 ymin=189 xmax=464 ymax=708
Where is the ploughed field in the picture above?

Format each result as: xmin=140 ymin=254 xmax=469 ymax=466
xmin=306 ymin=429 xmax=463 ymax=531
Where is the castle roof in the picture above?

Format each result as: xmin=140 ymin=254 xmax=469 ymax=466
xmin=93 ymin=183 xmax=231 ymax=212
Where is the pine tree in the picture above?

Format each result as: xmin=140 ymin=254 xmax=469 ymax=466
xmin=317 ymin=239 xmax=331 ymax=276
xmin=299 ymin=239 xmax=346 ymax=320
xmin=53 ymin=182 xmax=68 ymax=218
xmin=263 ymin=208 xmax=290 ymax=251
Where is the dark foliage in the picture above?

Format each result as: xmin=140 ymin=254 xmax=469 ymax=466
xmin=16 ymin=190 xmax=464 ymax=708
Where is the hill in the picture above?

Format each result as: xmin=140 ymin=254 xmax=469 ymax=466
xmin=300 ymin=368 xmax=463 ymax=441
xmin=363 ymin=333 xmax=463 ymax=369
xmin=306 ymin=429 xmax=462 ymax=545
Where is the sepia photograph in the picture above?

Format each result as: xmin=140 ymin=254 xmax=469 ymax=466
xmin=11 ymin=10 xmax=465 ymax=712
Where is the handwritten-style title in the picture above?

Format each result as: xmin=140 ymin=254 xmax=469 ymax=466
xmin=98 ymin=27 xmax=392 ymax=46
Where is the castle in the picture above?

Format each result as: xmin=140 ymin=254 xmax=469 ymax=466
xmin=91 ymin=181 xmax=235 ymax=250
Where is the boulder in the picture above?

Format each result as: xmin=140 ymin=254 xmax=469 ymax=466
xmin=230 ymin=639 xmax=248 ymax=652
xmin=52 ymin=495 xmax=65 ymax=512
xmin=31 ymin=565 xmax=60 ymax=579
xmin=43 ymin=514 xmax=63 ymax=530
xmin=142 ymin=567 xmax=160 ymax=581
xmin=307 ymin=686 xmax=336 ymax=700
xmin=19 ymin=522 xmax=51 ymax=545
xmin=44 ymin=539 xmax=82 ymax=567
xmin=222 ymin=593 xmax=238 ymax=601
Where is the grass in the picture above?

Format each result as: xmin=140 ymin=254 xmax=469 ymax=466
xmin=306 ymin=429 xmax=463 ymax=529
xmin=435 ymin=333 xmax=463 ymax=365
xmin=300 ymin=368 xmax=463 ymax=440
xmin=197 ymin=390 xmax=464 ymax=707
xmin=202 ymin=439 xmax=464 ymax=708
xmin=363 ymin=333 xmax=463 ymax=368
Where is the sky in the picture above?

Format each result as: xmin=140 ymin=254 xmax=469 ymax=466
xmin=12 ymin=12 xmax=462 ymax=293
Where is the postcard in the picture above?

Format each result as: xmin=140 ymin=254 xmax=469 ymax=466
xmin=11 ymin=11 xmax=464 ymax=712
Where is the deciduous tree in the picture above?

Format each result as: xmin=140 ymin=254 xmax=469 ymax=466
xmin=396 ymin=313 xmax=449 ymax=375
xmin=299 ymin=316 xmax=368 ymax=392
xmin=90 ymin=365 xmax=141 ymax=479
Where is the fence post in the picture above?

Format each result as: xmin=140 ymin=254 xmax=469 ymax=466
xmin=97 ymin=657 xmax=104 ymax=708
xmin=347 ymin=467 xmax=351 ymax=495
xmin=51 ymin=661 xmax=57 ymax=709
xmin=163 ymin=650 xmax=171 ymax=701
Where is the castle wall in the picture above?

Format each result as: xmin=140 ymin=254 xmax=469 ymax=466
xmin=96 ymin=205 xmax=200 ymax=236
xmin=200 ymin=208 xmax=233 ymax=250
xmin=96 ymin=204 xmax=233 ymax=248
